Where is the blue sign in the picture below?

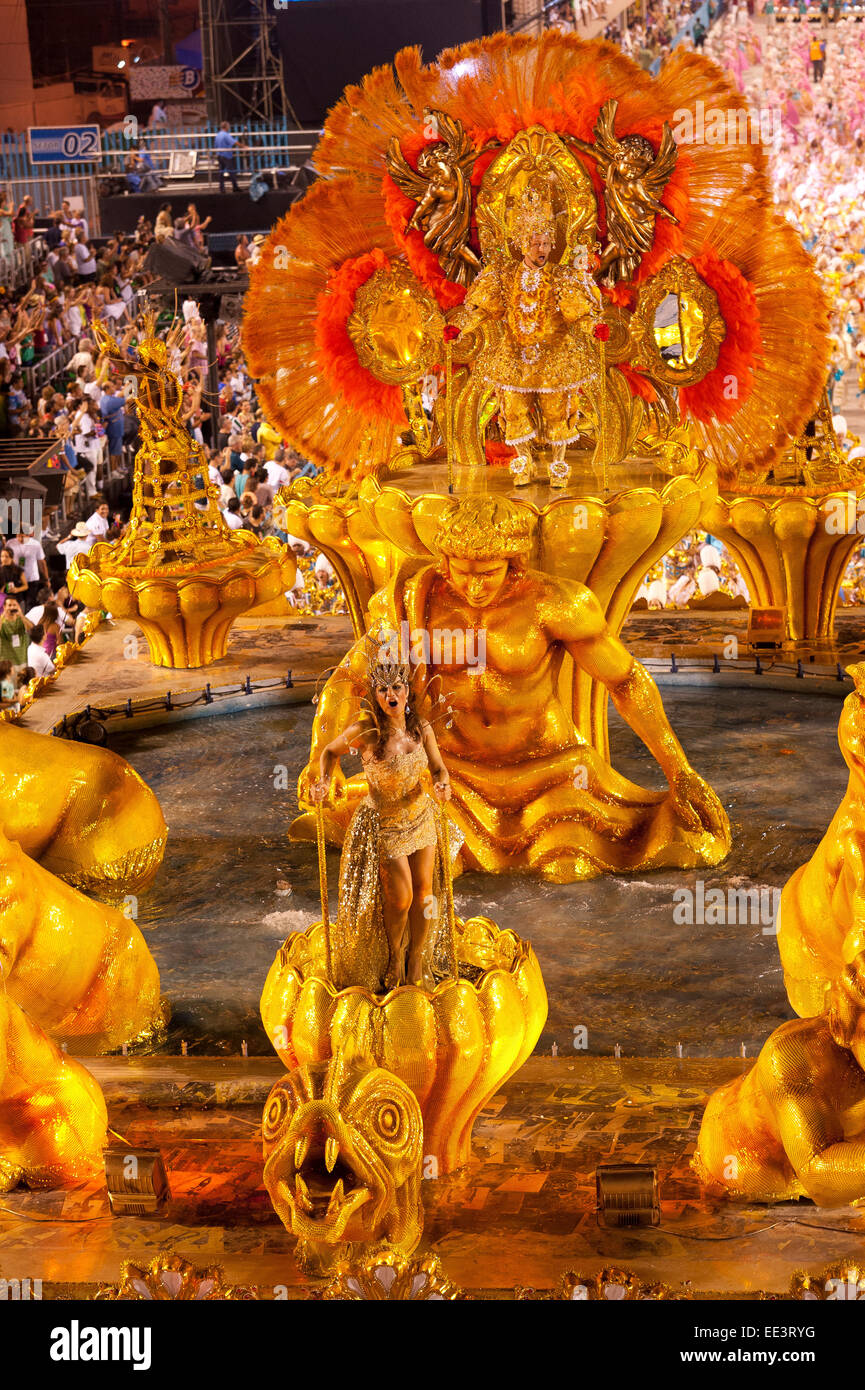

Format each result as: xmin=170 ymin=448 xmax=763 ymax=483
xmin=28 ymin=125 xmax=102 ymax=165
xmin=180 ymin=66 xmax=201 ymax=91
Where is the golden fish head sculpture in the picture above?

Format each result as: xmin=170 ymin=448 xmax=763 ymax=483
xmin=261 ymin=915 xmax=547 ymax=1174
xmin=262 ymin=1046 xmax=423 ymax=1273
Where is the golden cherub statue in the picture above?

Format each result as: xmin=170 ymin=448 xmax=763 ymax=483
xmin=459 ymin=183 xmax=604 ymax=486
xmin=386 ymin=109 xmax=482 ymax=286
xmin=571 ymin=99 xmax=679 ymax=286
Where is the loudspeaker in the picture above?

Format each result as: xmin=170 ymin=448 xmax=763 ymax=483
xmin=596 ymin=1162 xmax=660 ymax=1228
xmin=104 ymin=1148 xmax=170 ymax=1216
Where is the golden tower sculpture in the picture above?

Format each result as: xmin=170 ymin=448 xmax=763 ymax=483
xmin=68 ymin=315 xmax=296 ymax=668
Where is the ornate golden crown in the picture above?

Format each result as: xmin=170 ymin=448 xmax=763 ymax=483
xmin=364 ymin=625 xmax=412 ymax=689
xmin=511 ymin=185 xmax=557 ymax=246
xmin=435 ymin=497 xmax=534 ymax=559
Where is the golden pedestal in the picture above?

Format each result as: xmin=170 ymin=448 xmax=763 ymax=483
xmin=68 ymin=316 xmax=296 ymax=670
xmin=707 ymin=490 xmax=860 ymax=646
xmin=70 ymin=536 xmax=295 ymax=669
xmin=260 ymin=915 xmax=547 ymax=1174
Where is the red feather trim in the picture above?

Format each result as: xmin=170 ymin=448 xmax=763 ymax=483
xmin=484 ymin=438 xmax=517 ymax=467
xmin=617 ymin=362 xmax=658 ymax=403
xmin=678 ymin=243 xmax=762 ymax=425
xmin=314 ymin=249 xmax=408 ymax=424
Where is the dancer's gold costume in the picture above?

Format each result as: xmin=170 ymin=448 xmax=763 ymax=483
xmin=331 ymin=740 xmax=457 ymax=991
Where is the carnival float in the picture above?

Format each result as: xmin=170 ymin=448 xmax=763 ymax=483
xmin=4 ymin=28 xmax=865 ymax=1302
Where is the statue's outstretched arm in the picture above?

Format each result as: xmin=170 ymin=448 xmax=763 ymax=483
xmin=555 ymin=586 xmax=690 ymax=780
xmin=552 ymin=584 xmax=728 ymax=837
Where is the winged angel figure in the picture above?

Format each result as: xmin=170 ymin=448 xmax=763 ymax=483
xmin=570 ymin=99 xmax=679 ymax=286
xmin=386 ymin=109 xmax=482 ymax=286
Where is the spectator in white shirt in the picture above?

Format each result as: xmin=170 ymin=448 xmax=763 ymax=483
xmin=67 ymin=340 xmax=95 ymax=378
xmin=264 ymin=457 xmax=291 ymax=489
xmin=9 ymin=531 xmax=48 ymax=605
xmin=26 ymin=625 xmax=55 ymax=677
xmin=219 ymin=466 xmax=236 ymax=507
xmin=57 ymin=520 xmax=95 ymax=569
xmin=85 ymin=502 xmax=110 ymax=538
xmin=223 ymin=497 xmax=244 ymax=529
xmin=73 ymin=239 xmax=97 ymax=280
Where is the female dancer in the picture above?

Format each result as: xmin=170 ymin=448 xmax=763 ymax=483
xmin=311 ymin=645 xmax=453 ymax=991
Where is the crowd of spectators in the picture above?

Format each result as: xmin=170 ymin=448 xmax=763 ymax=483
xmin=0 ymin=200 xmax=329 ymax=704
xmin=543 ymin=0 xmax=718 ymax=62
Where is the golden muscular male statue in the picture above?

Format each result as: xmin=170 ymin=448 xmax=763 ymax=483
xmin=296 ymin=496 xmax=729 ymax=883
xmin=696 ymin=951 xmax=865 ymax=1206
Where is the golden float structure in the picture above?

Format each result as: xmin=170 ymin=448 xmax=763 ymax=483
xmin=0 ymin=805 xmax=164 ymax=1189
xmin=261 ymin=913 xmax=547 ymax=1175
xmin=706 ymin=399 xmax=865 ymax=647
xmin=68 ymin=317 xmax=295 ymax=669
xmin=694 ymin=946 xmax=865 ymax=1206
xmin=0 ymin=722 xmax=167 ymax=897
xmin=0 ymin=994 xmax=108 ymax=1192
xmin=776 ymin=661 xmax=865 ymax=1017
xmin=279 ymin=463 xmax=715 ymax=761
xmin=243 ymin=33 xmax=832 ymax=886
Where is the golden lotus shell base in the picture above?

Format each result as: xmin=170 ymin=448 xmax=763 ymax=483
xmin=68 ymin=538 xmax=296 ymax=669
xmin=261 ymin=915 xmax=548 ymax=1174
xmin=707 ymin=490 xmax=861 ymax=645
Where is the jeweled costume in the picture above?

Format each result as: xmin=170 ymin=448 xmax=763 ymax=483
xmin=463 ymin=192 xmax=600 ymax=452
xmin=466 ymin=255 xmax=600 ymax=450
xmin=332 ymin=738 xmax=457 ymax=992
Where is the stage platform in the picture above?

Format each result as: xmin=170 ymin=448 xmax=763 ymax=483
xmin=99 ymin=188 xmax=303 ymax=237
xmin=2 ymin=1056 xmax=861 ymax=1299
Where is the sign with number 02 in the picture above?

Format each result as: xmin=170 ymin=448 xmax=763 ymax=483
xmin=28 ymin=125 xmax=102 ymax=165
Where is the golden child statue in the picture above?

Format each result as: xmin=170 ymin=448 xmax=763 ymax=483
xmin=299 ymin=496 xmax=730 ymax=884
xmin=695 ymin=950 xmax=865 ymax=1207
xmin=460 ymin=186 xmax=604 ymax=486
xmin=387 ymin=110 xmax=482 ymax=287
xmin=311 ymin=636 xmax=457 ymax=991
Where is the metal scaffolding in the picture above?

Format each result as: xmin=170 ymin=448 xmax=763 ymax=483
xmin=200 ymin=0 xmax=296 ymax=126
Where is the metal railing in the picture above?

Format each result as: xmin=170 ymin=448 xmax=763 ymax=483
xmin=22 ymin=340 xmax=77 ymax=398
xmin=0 ymin=121 xmax=321 ymax=241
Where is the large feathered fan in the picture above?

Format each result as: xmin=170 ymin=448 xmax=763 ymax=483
xmin=243 ymin=179 xmax=406 ymax=483
xmin=245 ymin=32 xmax=827 ymax=483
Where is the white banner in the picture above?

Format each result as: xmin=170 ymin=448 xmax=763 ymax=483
xmin=128 ymin=65 xmax=203 ymax=101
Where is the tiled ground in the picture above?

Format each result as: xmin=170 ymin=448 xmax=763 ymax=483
xmin=2 ymin=1058 xmax=862 ymax=1299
